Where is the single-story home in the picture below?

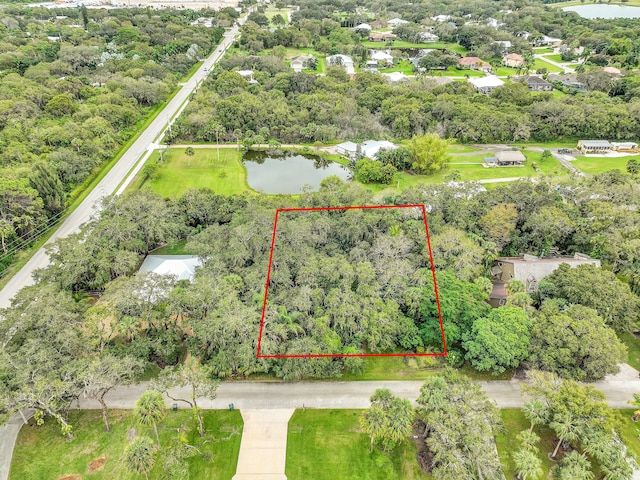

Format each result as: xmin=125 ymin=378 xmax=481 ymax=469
xmin=611 ymin=142 xmax=639 ymax=152
xmin=326 ymin=54 xmax=355 ymax=75
xmin=531 ymin=35 xmax=562 ymax=47
xmin=431 ymin=14 xmax=451 ymax=22
xmin=387 ymin=18 xmax=409 ymax=27
xmin=336 ymin=141 xmax=359 ymax=159
xmin=360 ymin=140 xmax=398 ymax=159
xmin=368 ymin=32 xmax=397 ymax=42
xmin=577 ymin=140 xmax=612 ymax=153
xmin=370 ymin=50 xmax=394 ymax=65
xmin=138 ymin=255 xmax=202 ymax=283
xmin=365 ymin=60 xmax=379 ymax=72
xmin=458 ymin=56 xmax=492 ymax=72
xmin=290 ymin=54 xmax=314 ymax=73
xmin=492 ymin=40 xmax=512 ymax=52
xmin=489 ymin=253 xmax=600 ymax=306
xmin=354 ymin=23 xmax=372 ymax=31
xmin=547 ymin=73 xmax=585 ymax=91
xmin=236 ymin=70 xmax=257 ymax=83
xmin=518 ymin=75 xmax=554 ymax=92
xmin=419 ymin=32 xmax=439 ymax=42
xmin=503 ymin=53 xmax=525 ymax=68
xmin=383 ymin=71 xmax=409 ymax=82
xmin=468 ymin=76 xmax=504 ymax=94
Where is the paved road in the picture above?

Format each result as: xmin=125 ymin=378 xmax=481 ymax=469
xmin=0 ymin=19 xmax=247 ymax=310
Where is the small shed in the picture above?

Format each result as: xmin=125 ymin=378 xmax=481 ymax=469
xmin=495 ymin=150 xmax=526 ymax=166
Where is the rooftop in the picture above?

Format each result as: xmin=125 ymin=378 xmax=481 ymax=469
xmin=138 ymin=255 xmax=202 ymax=282
xmin=469 ymin=76 xmax=504 ymax=88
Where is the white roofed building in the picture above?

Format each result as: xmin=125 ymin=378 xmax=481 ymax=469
xmin=468 ymin=76 xmax=504 ymax=94
xmin=361 ymin=140 xmax=398 ymax=159
xmin=138 ymin=255 xmax=202 ymax=282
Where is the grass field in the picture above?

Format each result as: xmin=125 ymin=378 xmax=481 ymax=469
xmin=493 ymin=66 xmax=520 ymax=77
xmin=619 ymin=332 xmax=640 ymax=370
xmin=544 ymin=54 xmax=565 ymax=63
xmin=615 ymin=410 xmax=640 ymax=460
xmin=133 ymin=148 xmax=250 ymax=198
xmin=533 ymin=47 xmax=554 ymax=54
xmin=572 ymin=155 xmax=634 ymax=175
xmin=286 ymin=410 xmax=428 ymax=480
xmin=532 ymin=58 xmax=563 ymax=73
xmin=281 ymin=47 xmax=326 ymax=73
xmin=265 ymin=5 xmax=293 ymax=24
xmin=444 ymin=66 xmax=486 ymax=77
xmin=10 ymin=409 xmax=243 ymax=480
xmin=380 ymin=60 xmax=415 ymax=75
xmin=495 ymin=409 xmax=558 ymax=479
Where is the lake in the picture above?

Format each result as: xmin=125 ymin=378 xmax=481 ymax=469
xmin=563 ymin=4 xmax=640 ymax=18
xmin=242 ymin=151 xmax=351 ymax=194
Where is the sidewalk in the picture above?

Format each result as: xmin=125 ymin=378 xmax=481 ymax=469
xmin=0 ymin=410 xmax=33 ymax=480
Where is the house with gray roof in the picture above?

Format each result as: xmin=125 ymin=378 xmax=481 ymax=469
xmin=577 ymin=140 xmax=612 ymax=153
xmin=518 ymin=75 xmax=554 ymax=92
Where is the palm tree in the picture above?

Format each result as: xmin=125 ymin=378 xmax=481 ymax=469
xmin=558 ymin=451 xmax=594 ymax=480
xmin=185 ymin=146 xmax=195 ymax=167
xmin=513 ymin=448 xmax=543 ymax=480
xmin=550 ymin=412 xmax=582 ymax=458
xmin=125 ymin=436 xmax=157 ymax=480
xmin=360 ymin=405 xmax=389 ymax=453
xmin=135 ymin=390 xmax=166 ymax=445
xmin=517 ymin=430 xmax=541 ymax=451
xmin=523 ymin=399 xmax=550 ymax=432
xmin=276 ymin=306 xmax=305 ymax=339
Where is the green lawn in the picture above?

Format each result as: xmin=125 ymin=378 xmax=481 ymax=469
xmin=380 ymin=59 xmax=415 ymax=75
xmin=493 ymin=66 xmax=520 ymax=77
xmin=444 ymin=66 xmax=486 ymax=77
xmin=150 ymin=238 xmax=192 ymax=255
xmin=615 ymin=410 xmax=640 ymax=460
xmin=341 ymin=356 xmax=443 ymax=381
xmin=265 ymin=5 xmax=292 ymax=24
xmin=533 ymin=47 xmax=554 ymax=54
xmin=544 ymin=54 xmax=565 ymax=63
xmin=133 ymin=148 xmax=250 ymax=198
xmin=286 ymin=410 xmax=428 ymax=480
xmin=281 ymin=47 xmax=326 ymax=73
xmin=495 ymin=409 xmax=558 ymax=479
xmin=448 ymin=144 xmax=477 ymax=154
xmin=572 ymin=155 xmax=634 ymax=175
xmin=619 ymin=332 xmax=640 ymax=371
xmin=532 ymin=58 xmax=563 ymax=73
xmin=10 ymin=409 xmax=243 ymax=480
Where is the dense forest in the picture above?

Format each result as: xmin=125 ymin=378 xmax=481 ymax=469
xmin=0 ymin=6 xmax=225 ymax=270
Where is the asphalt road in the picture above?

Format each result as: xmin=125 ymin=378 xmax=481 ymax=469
xmin=0 ymin=20 xmax=246 ymax=310
xmin=74 ymin=376 xmax=639 ymax=411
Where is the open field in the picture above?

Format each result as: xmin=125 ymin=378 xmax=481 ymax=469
xmin=131 ymin=148 xmax=250 ymax=198
xmin=544 ymin=54 xmax=565 ymax=63
xmin=265 ymin=5 xmax=293 ymax=24
xmin=286 ymin=409 xmax=428 ymax=480
xmin=531 ymin=58 xmax=563 ymax=73
xmin=10 ymin=409 xmax=243 ymax=480
xmin=572 ymin=155 xmax=635 ymax=175
xmin=380 ymin=60 xmax=415 ymax=75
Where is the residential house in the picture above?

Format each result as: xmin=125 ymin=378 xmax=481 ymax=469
xmin=365 ymin=60 xmax=379 ymax=72
xmin=494 ymin=150 xmax=526 ymax=165
xmin=368 ymin=32 xmax=397 ymax=42
xmin=458 ymin=56 xmax=492 ymax=72
xmin=387 ymin=18 xmax=409 ymax=27
xmin=547 ymin=73 xmax=585 ymax=91
xmin=518 ymin=75 xmax=554 ymax=92
xmin=611 ymin=142 xmax=639 ymax=152
xmin=468 ymin=76 xmax=504 ymax=94
xmin=236 ymin=70 xmax=257 ymax=83
xmin=419 ymin=32 xmax=439 ymax=42
xmin=370 ymin=50 xmax=394 ymax=66
xmin=326 ymin=54 xmax=355 ymax=75
xmin=485 ymin=17 xmax=504 ymax=29
xmin=336 ymin=141 xmax=359 ymax=160
xmin=503 ymin=53 xmax=525 ymax=68
xmin=489 ymin=253 xmax=600 ymax=306
xmin=354 ymin=23 xmax=372 ymax=31
xmin=360 ymin=140 xmax=398 ymax=159
xmin=577 ymin=140 xmax=612 ymax=153
xmin=370 ymin=20 xmax=384 ymax=29
xmin=431 ymin=14 xmax=451 ymax=22
xmin=290 ymin=54 xmax=314 ymax=73
xmin=139 ymin=255 xmax=202 ymax=283
xmin=603 ymin=66 xmax=622 ymax=75
xmin=383 ymin=71 xmax=409 ymax=82
xmin=531 ymin=35 xmax=562 ymax=47
xmin=492 ymin=40 xmax=512 ymax=53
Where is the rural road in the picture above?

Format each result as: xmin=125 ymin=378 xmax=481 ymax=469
xmin=0 ymin=17 xmax=250 ymax=310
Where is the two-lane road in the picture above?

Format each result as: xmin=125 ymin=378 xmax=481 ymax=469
xmin=0 ymin=18 xmax=247 ymax=309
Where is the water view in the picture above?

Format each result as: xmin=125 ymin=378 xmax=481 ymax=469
xmin=242 ymin=151 xmax=351 ymax=194
xmin=563 ymin=4 xmax=640 ymax=19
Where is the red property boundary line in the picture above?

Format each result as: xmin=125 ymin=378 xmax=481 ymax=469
xmin=256 ymin=204 xmax=447 ymax=358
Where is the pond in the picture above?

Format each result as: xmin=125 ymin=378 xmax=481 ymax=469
xmin=242 ymin=151 xmax=351 ymax=194
xmin=563 ymin=4 xmax=640 ymax=18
